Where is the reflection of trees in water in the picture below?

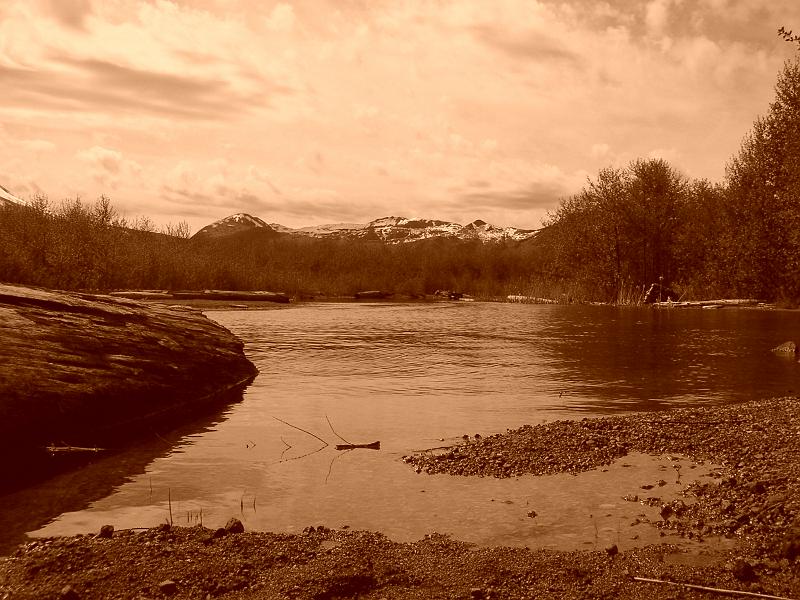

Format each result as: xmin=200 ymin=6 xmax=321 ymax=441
xmin=0 ymin=394 xmax=244 ymax=556
xmin=539 ymin=305 xmax=798 ymax=414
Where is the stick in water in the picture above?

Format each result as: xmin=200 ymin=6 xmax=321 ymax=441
xmin=272 ymin=416 xmax=329 ymax=447
xmin=325 ymin=415 xmax=352 ymax=445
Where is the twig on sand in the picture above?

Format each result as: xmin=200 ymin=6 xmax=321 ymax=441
xmin=633 ymin=577 xmax=796 ymax=599
xmin=412 ymin=444 xmax=457 ymax=453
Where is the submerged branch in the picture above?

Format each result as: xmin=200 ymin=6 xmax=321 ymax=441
xmin=272 ymin=416 xmax=329 ymax=448
xmin=326 ymin=415 xmax=352 ymax=445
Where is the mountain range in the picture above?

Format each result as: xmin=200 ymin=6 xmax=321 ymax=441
xmin=0 ymin=185 xmax=539 ymax=244
xmin=192 ymin=213 xmax=539 ymax=244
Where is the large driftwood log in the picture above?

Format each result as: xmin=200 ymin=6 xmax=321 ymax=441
xmin=0 ymin=284 xmax=258 ymax=460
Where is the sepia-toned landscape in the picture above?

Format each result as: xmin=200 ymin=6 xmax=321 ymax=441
xmin=2 ymin=2 xmax=800 ymax=599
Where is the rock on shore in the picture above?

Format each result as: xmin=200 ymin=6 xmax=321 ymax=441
xmin=0 ymin=284 xmax=257 ymax=482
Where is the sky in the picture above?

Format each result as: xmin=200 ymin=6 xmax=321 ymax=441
xmin=2 ymin=0 xmax=800 ymax=234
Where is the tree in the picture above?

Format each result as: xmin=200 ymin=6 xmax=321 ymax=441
xmin=541 ymin=158 xmax=688 ymax=302
xmin=724 ymin=56 xmax=800 ymax=301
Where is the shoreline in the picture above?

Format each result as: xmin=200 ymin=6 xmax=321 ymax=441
xmin=2 ymin=397 xmax=798 ymax=599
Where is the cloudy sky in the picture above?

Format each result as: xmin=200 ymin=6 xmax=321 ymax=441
xmin=1 ymin=0 xmax=800 ymax=233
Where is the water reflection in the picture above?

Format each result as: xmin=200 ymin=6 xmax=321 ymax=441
xmin=539 ymin=305 xmax=799 ymax=412
xmin=0 ymin=395 xmax=245 ymax=555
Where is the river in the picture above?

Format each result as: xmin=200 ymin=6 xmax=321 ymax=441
xmin=5 ymin=302 xmax=799 ymax=552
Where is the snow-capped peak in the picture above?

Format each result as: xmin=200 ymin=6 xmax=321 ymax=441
xmin=191 ymin=213 xmax=274 ymax=239
xmin=260 ymin=215 xmax=539 ymax=243
xmin=0 ymin=185 xmax=25 ymax=206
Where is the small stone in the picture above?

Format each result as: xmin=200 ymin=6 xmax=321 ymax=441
xmin=225 ymin=517 xmax=244 ymax=534
xmin=605 ymin=544 xmax=619 ymax=556
xmin=158 ymin=580 xmax=177 ymax=595
xmin=527 ymin=510 xmax=537 ymax=518
xmin=60 ymin=584 xmax=80 ymax=600
xmin=470 ymin=588 xmax=485 ymax=599
xmin=771 ymin=341 xmax=797 ymax=354
xmin=730 ymin=559 xmax=756 ymax=582
xmin=98 ymin=524 xmax=114 ymax=539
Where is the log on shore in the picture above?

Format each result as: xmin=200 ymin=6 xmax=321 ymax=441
xmin=652 ymin=298 xmax=760 ymax=308
xmin=109 ymin=289 xmax=291 ymax=303
xmin=0 ymin=284 xmax=258 ymax=464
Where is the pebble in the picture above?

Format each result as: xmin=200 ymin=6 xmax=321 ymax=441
xmin=225 ymin=518 xmax=244 ymax=534
xmin=158 ymin=580 xmax=177 ymax=595
xmin=98 ymin=524 xmax=114 ymax=539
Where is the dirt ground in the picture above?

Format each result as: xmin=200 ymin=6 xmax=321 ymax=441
xmin=1 ymin=397 xmax=799 ymax=600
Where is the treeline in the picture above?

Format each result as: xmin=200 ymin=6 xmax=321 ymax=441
xmin=0 ymin=196 xmax=538 ymax=297
xmin=535 ymin=55 xmax=800 ymax=305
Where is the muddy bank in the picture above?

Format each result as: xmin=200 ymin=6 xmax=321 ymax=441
xmin=0 ymin=284 xmax=257 ymax=487
xmin=1 ymin=398 xmax=799 ymax=599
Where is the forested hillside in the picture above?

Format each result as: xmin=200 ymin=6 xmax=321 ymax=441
xmin=2 ymin=53 xmax=800 ymax=303
xmin=0 ymin=196 xmax=538 ymax=297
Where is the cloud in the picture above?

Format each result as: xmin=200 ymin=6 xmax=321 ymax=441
xmin=76 ymin=145 xmax=142 ymax=188
xmin=471 ymin=24 xmax=580 ymax=64
xmin=645 ymin=0 xmax=672 ymax=35
xmin=19 ymin=139 xmax=57 ymax=153
xmin=458 ymin=180 xmax=569 ymax=213
xmin=42 ymin=0 xmax=93 ymax=30
xmin=647 ymin=147 xmax=682 ymax=165
xmin=590 ymin=143 xmax=611 ymax=159
xmin=0 ymin=57 xmax=288 ymax=120
xmin=264 ymin=3 xmax=295 ymax=32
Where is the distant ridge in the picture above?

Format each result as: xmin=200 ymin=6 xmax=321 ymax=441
xmin=193 ymin=213 xmax=538 ymax=243
xmin=0 ymin=185 xmax=24 ymax=207
xmin=192 ymin=213 xmax=278 ymax=240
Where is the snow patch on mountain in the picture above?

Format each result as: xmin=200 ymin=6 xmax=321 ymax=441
xmin=0 ymin=185 xmax=25 ymax=207
xmin=192 ymin=213 xmax=274 ymax=239
xmin=195 ymin=212 xmax=538 ymax=243
xmin=270 ymin=216 xmax=537 ymax=243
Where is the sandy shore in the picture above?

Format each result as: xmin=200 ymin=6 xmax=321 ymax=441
xmin=1 ymin=397 xmax=798 ymax=599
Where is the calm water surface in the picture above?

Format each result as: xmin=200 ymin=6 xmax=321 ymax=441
xmin=22 ymin=303 xmax=800 ymax=550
